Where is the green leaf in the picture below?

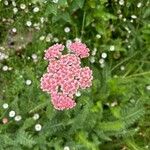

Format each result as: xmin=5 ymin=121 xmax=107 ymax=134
xmin=76 ymin=0 xmax=85 ymax=8
xmin=111 ymin=106 xmax=121 ymax=119
xmin=70 ymin=0 xmax=85 ymax=12
xmin=96 ymin=131 xmax=112 ymax=141
xmin=125 ymin=139 xmax=145 ymax=150
xmin=58 ymin=0 xmax=68 ymax=7
xmin=21 ymin=118 xmax=35 ymax=130
xmin=85 ymin=14 xmax=94 ymax=26
xmin=52 ymin=12 xmax=72 ymax=23
xmin=87 ymin=0 xmax=97 ymax=8
xmin=45 ymin=3 xmax=58 ymax=16
xmin=99 ymin=121 xmax=125 ymax=131
xmin=29 ymin=101 xmax=49 ymax=114
xmin=143 ymin=8 xmax=150 ymax=18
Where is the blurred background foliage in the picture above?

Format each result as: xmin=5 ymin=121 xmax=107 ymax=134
xmin=0 ymin=0 xmax=150 ymax=149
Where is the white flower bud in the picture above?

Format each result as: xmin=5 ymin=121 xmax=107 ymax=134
xmin=35 ymin=124 xmax=42 ymax=131
xmin=2 ymin=103 xmax=9 ymax=109
xmin=25 ymin=80 xmax=32 ymax=85
xmin=9 ymin=110 xmax=16 ymax=118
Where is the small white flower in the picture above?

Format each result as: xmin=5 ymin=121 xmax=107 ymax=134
xmin=66 ymin=40 xmax=72 ymax=48
xmin=8 ymin=67 xmax=12 ymax=71
xmin=117 ymin=10 xmax=121 ymax=14
xmin=33 ymin=113 xmax=40 ymax=120
xmin=9 ymin=110 xmax=16 ymax=118
xmin=135 ymin=127 xmax=140 ymax=131
xmin=53 ymin=37 xmax=59 ymax=42
xmin=46 ymin=34 xmax=53 ymax=42
xmin=64 ymin=146 xmax=70 ymax=150
xmin=39 ymin=36 xmax=45 ymax=41
xmin=35 ymin=124 xmax=42 ymax=131
xmin=145 ymin=145 xmax=149 ymax=149
xmin=27 ymin=56 xmax=30 ymax=60
xmin=146 ymin=1 xmax=149 ymax=6
xmin=131 ymin=15 xmax=137 ymax=19
xmin=52 ymin=0 xmax=59 ymax=4
xmin=100 ymin=63 xmax=105 ymax=68
xmin=4 ymin=55 xmax=8 ymax=59
xmin=92 ymin=48 xmax=97 ymax=56
xmin=137 ymin=2 xmax=142 ymax=8
xmin=40 ymin=17 xmax=44 ymax=23
xmin=13 ymin=7 xmax=18 ymax=14
xmin=31 ymin=54 xmax=38 ymax=60
xmin=128 ymin=30 xmax=131 ymax=34
xmin=2 ymin=103 xmax=9 ymax=109
xmin=74 ymin=38 xmax=81 ymax=42
xmin=96 ymin=34 xmax=101 ymax=39
xmin=130 ymin=19 xmax=133 ymax=23
xmin=99 ymin=58 xmax=104 ymax=64
xmin=26 ymin=21 xmax=32 ymax=27
xmin=146 ymin=85 xmax=150 ymax=91
xmin=90 ymin=56 xmax=95 ymax=63
xmin=15 ymin=115 xmax=22 ymax=121
xmin=33 ymin=7 xmax=39 ymax=13
xmin=4 ymin=0 xmax=8 ymax=6
xmin=0 ymin=46 xmax=5 ymax=50
xmin=123 ymin=18 xmax=126 ymax=22
xmin=19 ymin=75 xmax=23 ymax=78
xmin=12 ymin=28 xmax=17 ymax=33
xmin=25 ymin=9 xmax=29 ymax=13
xmin=75 ymin=91 xmax=81 ymax=97
xmin=120 ymin=66 xmax=125 ymax=71
xmin=25 ymin=80 xmax=32 ymax=85
xmin=101 ymin=52 xmax=107 ymax=59
xmin=119 ymin=14 xmax=123 ymax=19
xmin=119 ymin=0 xmax=124 ymax=5
xmin=64 ymin=27 xmax=70 ymax=33
xmin=125 ymin=39 xmax=129 ymax=43
xmin=12 ymin=1 xmax=16 ymax=6
xmin=20 ymin=4 xmax=26 ymax=10
xmin=2 ymin=65 xmax=8 ymax=71
xmin=110 ymin=45 xmax=115 ymax=51
xmin=128 ymin=45 xmax=131 ymax=48
xmin=0 ymin=52 xmax=7 ymax=60
xmin=111 ymin=101 xmax=118 ymax=107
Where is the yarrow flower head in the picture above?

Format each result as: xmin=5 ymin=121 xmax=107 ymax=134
xmin=40 ymin=42 xmax=93 ymax=110
xmin=69 ymin=41 xmax=90 ymax=58
xmin=44 ymin=43 xmax=64 ymax=60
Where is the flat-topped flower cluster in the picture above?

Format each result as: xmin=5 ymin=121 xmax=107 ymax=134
xmin=40 ymin=42 xmax=93 ymax=110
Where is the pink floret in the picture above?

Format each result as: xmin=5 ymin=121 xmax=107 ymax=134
xmin=40 ymin=73 xmax=58 ymax=93
xmin=51 ymin=93 xmax=76 ymax=110
xmin=79 ymin=67 xmax=93 ymax=89
xmin=69 ymin=41 xmax=90 ymax=58
xmin=44 ymin=44 xmax=64 ymax=60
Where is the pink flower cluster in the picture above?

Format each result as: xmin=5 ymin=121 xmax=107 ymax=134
xmin=40 ymin=42 xmax=93 ymax=110
xmin=69 ymin=41 xmax=89 ymax=58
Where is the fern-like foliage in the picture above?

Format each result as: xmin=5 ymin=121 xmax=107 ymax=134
xmin=121 ymin=101 xmax=145 ymax=127
xmin=15 ymin=130 xmax=36 ymax=148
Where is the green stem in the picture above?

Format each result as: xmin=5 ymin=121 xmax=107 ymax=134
xmin=81 ymin=11 xmax=86 ymax=39
xmin=124 ymin=71 xmax=150 ymax=79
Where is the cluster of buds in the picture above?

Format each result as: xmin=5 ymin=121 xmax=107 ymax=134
xmin=40 ymin=42 xmax=93 ymax=110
